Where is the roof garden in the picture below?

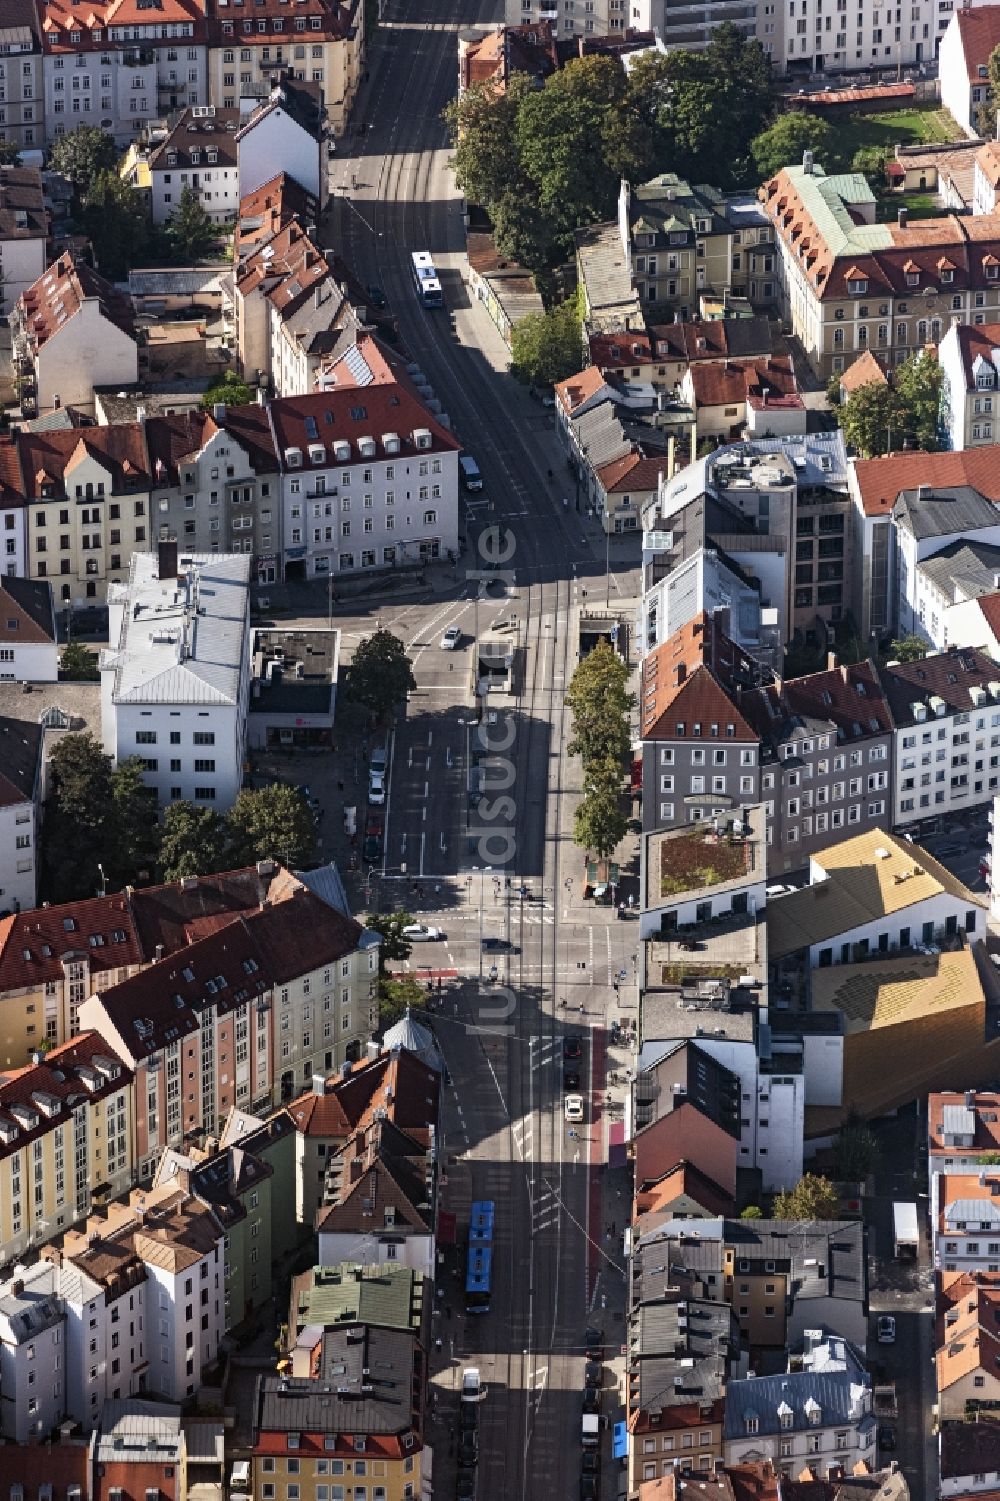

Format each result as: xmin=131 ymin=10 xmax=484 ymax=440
xmin=659 ymin=824 xmax=752 ymax=898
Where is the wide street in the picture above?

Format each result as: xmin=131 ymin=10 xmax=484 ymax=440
xmin=320 ymin=5 xmax=643 ymax=1498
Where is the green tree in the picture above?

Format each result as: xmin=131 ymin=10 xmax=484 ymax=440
xmin=81 ymin=171 xmax=149 ymax=280
xmin=200 ymin=369 xmax=253 ymax=411
xmin=109 ymin=757 xmax=160 ymax=886
xmin=751 ymin=112 xmax=831 ymax=181
xmin=573 ymin=775 xmax=628 ymax=859
xmin=740 ymin=1205 xmax=764 ymax=1219
xmin=834 ymin=1119 xmax=879 ymax=1181
xmin=59 ymin=639 xmax=99 ymax=681
xmin=348 ymin=629 xmax=416 ymax=723
xmin=510 ymin=299 xmax=582 ymax=388
xmin=565 ymin=641 xmax=634 ymax=768
xmin=851 ymin=144 xmax=893 ymax=180
xmin=888 ymin=633 xmax=928 ymax=663
xmin=49 ymin=126 xmax=119 ymax=197
xmin=165 ymin=184 xmax=216 ymax=263
xmin=42 ymin=733 xmax=117 ymax=902
xmin=226 ymin=785 xmax=317 ymax=868
xmin=772 ymin=1173 xmax=840 ymax=1220
xmin=159 ymin=800 xmax=232 ymax=881
xmin=377 ymin=974 xmax=427 ymax=1027
xmin=976 ymin=43 xmax=1000 ymax=136
xmin=893 ymin=349 xmax=943 ymax=451
xmin=838 ymin=379 xmax=904 ymax=458
xmin=443 ymin=73 xmax=535 ymax=223
xmin=0 ymin=139 xmax=20 ymax=167
xmin=365 ymin=910 xmax=415 ymax=971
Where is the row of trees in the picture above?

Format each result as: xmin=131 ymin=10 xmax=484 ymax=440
xmin=443 ymin=26 xmax=774 ymax=278
xmin=43 ymin=734 xmax=318 ymax=901
xmin=830 ymin=350 xmax=944 ymax=458
xmin=565 ymin=640 xmax=634 ymax=859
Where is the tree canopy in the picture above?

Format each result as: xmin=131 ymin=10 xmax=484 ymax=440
xmin=377 ymin=974 xmax=428 ymax=1028
xmin=42 ymin=735 xmax=158 ymax=901
xmin=159 ymin=801 xmax=232 ymax=881
xmin=200 ymin=369 xmax=253 ymax=411
xmin=59 ymin=640 xmax=99 ymax=681
xmin=573 ymin=762 xmax=628 ymax=860
xmin=751 ymin=112 xmax=831 ymax=181
xmin=227 ymin=785 xmax=317 ymax=868
xmin=838 ymin=351 xmax=942 ymax=457
xmin=772 ymin=1173 xmax=840 ymax=1220
xmin=348 ymin=629 xmax=416 ymax=722
xmin=82 ymin=171 xmax=150 ymax=280
xmin=365 ymin=910 xmax=415 ymax=971
xmin=0 ymin=140 xmax=20 ymax=167
xmin=49 ymin=126 xmax=120 ymax=197
xmin=565 ymin=641 xmax=634 ymax=768
xmin=510 ymin=299 xmax=582 ymax=387
xmin=888 ymin=633 xmax=928 ymax=663
xmin=165 ymin=184 xmax=217 ymax=263
xmin=443 ymin=25 xmax=773 ymax=275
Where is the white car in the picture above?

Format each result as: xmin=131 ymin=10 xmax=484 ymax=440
xmin=877 ymin=1315 xmax=896 ymax=1344
xmin=766 ymin=883 xmax=794 ymax=898
xmin=403 ymin=923 xmax=444 ymax=943
xmin=441 ymin=625 xmax=462 ymax=650
xmin=564 ymin=1094 xmax=584 ymax=1123
xmin=368 ymin=772 xmax=386 ymax=806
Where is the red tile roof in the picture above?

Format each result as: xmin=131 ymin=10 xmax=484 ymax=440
xmin=640 ymin=617 xmax=759 ymax=743
xmin=853 ymin=448 xmax=1000 ymax=515
xmin=204 ymin=0 xmax=350 ymax=45
xmin=268 ymin=380 xmax=461 ymax=468
xmin=839 ymin=350 xmax=887 ymax=394
xmin=554 ymin=365 xmax=607 ymax=416
xmin=287 ymin=1048 xmax=441 ymax=1141
xmin=946 ymin=321 xmax=1000 ymax=390
xmin=687 ymin=356 xmax=799 ymax=410
xmin=980 ymin=142 xmax=1000 ymax=191
xmin=41 ymin=0 xmax=206 ymax=50
xmin=596 ymin=451 xmax=667 ymax=493
xmin=16 ymin=252 xmax=136 ymax=353
xmin=0 ymin=1031 xmax=132 ymax=1162
xmin=314 ymin=1119 xmax=434 ymax=1236
xmin=6 ymin=425 xmax=151 ymax=502
xmin=976 ymin=592 xmax=1000 ymax=644
xmin=2 ymin=1442 xmax=89 ymax=1501
xmin=236 ymin=173 xmax=319 ymax=259
xmin=954 ymin=5 xmax=1000 ymax=72
xmin=929 ymin=1090 xmax=1000 ymax=1154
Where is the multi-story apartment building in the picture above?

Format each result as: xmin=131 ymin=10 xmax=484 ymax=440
xmin=768 ymin=0 xmax=940 ymax=76
xmin=939 ymin=320 xmax=1000 ymax=449
xmin=11 ymin=252 xmax=139 ymax=420
xmin=236 ymin=75 xmax=328 ymax=206
xmin=619 ymin=176 xmax=744 ymax=319
xmin=760 ymin=159 xmax=1000 ymax=380
xmin=0 ymin=1031 xmax=133 ymax=1268
xmin=40 ymin=0 xmax=209 ymax=149
xmin=879 ymin=645 xmax=1000 ymax=827
xmin=251 ymin=1328 xmax=429 ymax=1501
xmin=0 ymin=1259 xmax=65 ymax=1440
xmin=100 ymin=544 xmax=252 ymax=809
xmin=742 ymin=660 xmax=895 ymax=872
xmin=0 ymin=167 xmax=48 ymax=317
xmin=145 ymin=404 xmax=281 ymax=581
xmin=505 ymin=0 xmax=756 ymax=52
xmin=893 ymin=485 xmax=1000 ymax=641
xmin=723 ymin=1339 xmax=876 ymax=1470
xmin=0 ymin=576 xmax=58 ymax=681
xmin=940 ymin=5 xmax=1000 ymax=138
xmin=149 ymin=105 xmax=241 ymax=228
xmin=81 ymin=878 xmax=378 ymax=1177
xmin=0 ymin=711 xmax=41 ymax=914
xmin=89 ymin=1403 xmax=188 ymax=1501
xmin=203 ymin=0 xmax=362 ymax=139
xmin=935 ymin=1168 xmax=1000 ymax=1273
xmin=274 ymin=344 xmax=463 ymax=581
xmin=0 ymin=0 xmax=43 ymax=157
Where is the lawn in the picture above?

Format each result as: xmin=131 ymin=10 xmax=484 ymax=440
xmin=827 ymin=104 xmax=965 ymax=174
xmin=659 ymin=826 xmax=750 ymax=898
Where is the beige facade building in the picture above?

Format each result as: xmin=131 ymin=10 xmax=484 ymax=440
xmin=761 ymin=160 xmax=1000 ymax=379
xmin=0 ymin=1031 xmax=133 ymax=1267
xmin=620 ymin=176 xmax=741 ymax=320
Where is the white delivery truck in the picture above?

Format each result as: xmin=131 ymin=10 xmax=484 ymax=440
xmin=892 ymin=1201 xmax=919 ymax=1259
xmin=582 ymin=1414 xmax=600 ymax=1449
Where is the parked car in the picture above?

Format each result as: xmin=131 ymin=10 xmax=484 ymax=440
xmin=457 ymin=1430 xmax=478 ymax=1469
xmin=441 ymin=624 xmax=462 ymax=650
xmin=563 ymin=1068 xmax=581 ymax=1090
xmin=368 ymin=771 xmax=386 ymax=805
xmin=582 ymin=1386 xmax=601 ymax=1413
xmin=365 ymin=813 xmax=383 ymax=837
xmin=581 ymin=1453 xmax=599 ymax=1476
xmin=878 ymin=1425 xmax=896 ymax=1452
xmin=481 ymin=936 xmax=515 ymax=953
xmin=580 ymin=1481 xmax=599 ymax=1501
xmin=457 ymin=1475 xmax=476 ymax=1501
xmin=366 ymin=284 xmax=387 ymax=308
xmin=461 ymin=1367 xmax=484 ymax=1402
xmin=584 ymin=1360 xmax=602 ymax=1390
xmin=584 ymin=1326 xmax=603 ymax=1358
xmin=370 ymin=745 xmax=389 ymax=774
xmin=403 ymin=923 xmax=445 ymax=943
xmin=877 ymin=1315 xmax=896 ymax=1344
xmin=362 ymin=835 xmax=381 ymax=863
xmin=766 ymin=883 xmax=794 ymax=897
xmin=563 ymin=1036 xmax=582 ymax=1060
xmin=564 ymin=1094 xmax=584 ymax=1123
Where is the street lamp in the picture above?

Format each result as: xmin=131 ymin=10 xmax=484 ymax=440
xmin=474 ymin=864 xmax=491 ymax=982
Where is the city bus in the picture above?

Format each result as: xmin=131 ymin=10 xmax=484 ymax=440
xmin=469 ymin=1199 xmax=495 ymax=1245
xmin=411 ymin=250 xmax=443 ymax=309
xmin=465 ymin=1244 xmax=493 ymax=1314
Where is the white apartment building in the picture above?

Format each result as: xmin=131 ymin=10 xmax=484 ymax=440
xmin=236 ymin=76 xmax=327 ymax=206
xmin=936 ymin=1170 xmax=1000 ymax=1272
xmin=0 ymin=577 xmax=58 ymax=682
xmin=940 ymin=319 xmax=1000 ymax=450
xmin=149 ymin=105 xmax=240 ymax=227
xmin=100 ymin=544 xmax=252 ymax=811
xmin=878 ymin=646 xmax=1000 ymax=826
xmin=0 ymin=1 xmax=43 ymax=157
xmin=723 ymin=1340 xmax=876 ymax=1470
xmin=0 ymin=496 xmax=26 ymax=580
xmin=275 ymin=347 xmax=462 ymax=581
xmin=894 ymin=486 xmax=1000 ymax=638
xmin=0 ymin=1260 xmax=65 ymax=1441
xmin=41 ymin=0 xmax=208 ymax=150
xmin=0 ymin=714 xmax=40 ymax=916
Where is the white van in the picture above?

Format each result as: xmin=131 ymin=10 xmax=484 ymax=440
xmin=459 ymin=454 xmax=483 ymax=492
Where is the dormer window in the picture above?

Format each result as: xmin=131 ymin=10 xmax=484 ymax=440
xmin=906 ymin=272 xmax=919 ymax=287
xmin=847 ymin=278 xmax=867 ymax=296
xmin=744 ymin=1414 xmax=759 ymax=1435
xmin=190 ymin=150 xmax=200 ymax=165
xmin=941 ymin=268 xmax=954 ymax=283
xmin=978 ymin=371 xmax=994 ymax=389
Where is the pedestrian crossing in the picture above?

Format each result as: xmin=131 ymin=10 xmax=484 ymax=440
xmin=528 ymin=1035 xmax=561 ymax=1072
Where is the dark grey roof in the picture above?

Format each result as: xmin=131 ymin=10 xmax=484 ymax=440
xmin=151 ymin=108 xmax=240 ymax=170
xmin=940 ymin=1419 xmax=1000 ymax=1481
xmin=255 ymin=1326 xmax=420 ymax=1436
xmin=892 ymin=484 xmax=1000 ymax=541
xmin=636 ymin=1040 xmax=742 ymax=1139
xmin=876 ymin=644 xmax=998 ymax=725
xmin=238 ymin=77 xmax=326 ymax=146
xmin=0 ymin=714 xmax=42 ymax=807
xmin=723 ymin=1351 xmax=871 ymax=1440
xmin=630 ymin=1295 xmax=736 ymax=1363
xmin=631 ymin=1348 xmax=727 ymax=1412
xmin=0 ymin=576 xmax=56 ymax=643
xmin=916 ymin=538 xmax=1000 ymax=600
xmin=726 ymin=1219 xmax=866 ymax=1305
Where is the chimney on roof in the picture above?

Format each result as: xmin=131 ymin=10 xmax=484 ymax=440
xmin=158 ymin=538 xmax=178 ymax=582
xmin=312 ymin=1073 xmax=326 ymax=1097
xmin=898 ymin=207 xmax=908 ymax=230
xmin=802 ymin=150 xmax=814 ymax=175
xmin=154 ymin=943 xmax=164 ymax=962
xmin=173 ymin=1165 xmax=191 ymax=1194
xmin=676 ymin=662 xmax=686 ymax=686
xmin=136 ymin=404 xmax=147 ymax=426
xmin=827 ymin=651 xmax=837 ymax=671
xmin=212 ymin=402 xmax=226 ymax=424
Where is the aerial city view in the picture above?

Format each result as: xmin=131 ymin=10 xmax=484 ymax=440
xmin=12 ymin=0 xmax=1000 ymax=1498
